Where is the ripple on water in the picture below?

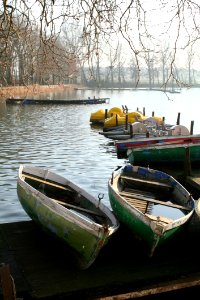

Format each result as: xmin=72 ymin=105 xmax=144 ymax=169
xmin=0 ymin=103 xmax=121 ymax=223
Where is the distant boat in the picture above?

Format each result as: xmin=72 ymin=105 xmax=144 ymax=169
xmin=108 ymin=164 xmax=195 ymax=257
xmin=17 ymin=165 xmax=119 ymax=270
xmin=6 ymin=97 xmax=110 ymax=105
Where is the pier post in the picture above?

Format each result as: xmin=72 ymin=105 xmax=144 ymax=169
xmin=105 ymin=109 xmax=108 ymax=119
xmin=130 ymin=124 xmax=133 ymax=138
xmin=176 ymin=112 xmax=180 ymax=125
xmin=190 ymin=121 xmax=194 ymax=135
xmin=162 ymin=117 xmax=165 ymax=130
xmin=125 ymin=114 xmax=128 ymax=130
xmin=116 ymin=114 xmax=118 ymax=126
xmin=184 ymin=147 xmax=191 ymax=177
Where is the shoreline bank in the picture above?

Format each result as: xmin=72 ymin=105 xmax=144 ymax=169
xmin=0 ymin=84 xmax=81 ymax=101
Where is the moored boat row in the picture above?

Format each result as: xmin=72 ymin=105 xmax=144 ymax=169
xmin=93 ymin=105 xmax=200 ymax=262
xmin=13 ymin=103 xmax=200 ymax=272
xmin=115 ymin=132 xmax=199 ymax=157
xmin=90 ymin=105 xmax=165 ymax=131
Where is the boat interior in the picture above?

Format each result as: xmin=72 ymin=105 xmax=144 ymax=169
xmin=21 ymin=171 xmax=110 ymax=226
xmin=119 ymin=174 xmax=191 ymax=222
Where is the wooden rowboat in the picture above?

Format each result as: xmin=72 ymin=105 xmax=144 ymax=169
xmin=108 ymin=164 xmax=195 ymax=257
xmin=127 ymin=142 xmax=200 ymax=167
xmin=115 ymin=133 xmax=200 ymax=158
xmin=17 ymin=165 xmax=119 ymax=270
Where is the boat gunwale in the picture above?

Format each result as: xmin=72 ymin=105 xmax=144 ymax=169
xmin=127 ymin=141 xmax=200 ymax=154
xmin=115 ymin=134 xmax=200 ymax=145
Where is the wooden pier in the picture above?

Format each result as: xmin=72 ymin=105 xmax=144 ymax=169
xmin=1 ymin=218 xmax=200 ymax=300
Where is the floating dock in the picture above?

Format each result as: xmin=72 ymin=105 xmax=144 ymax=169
xmin=1 ymin=218 xmax=200 ymax=299
xmin=5 ymin=97 xmax=110 ymax=105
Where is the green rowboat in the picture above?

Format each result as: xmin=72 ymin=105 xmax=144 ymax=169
xmin=127 ymin=143 xmax=200 ymax=166
xmin=115 ymin=134 xmax=200 ymax=158
xmin=17 ymin=165 xmax=119 ymax=270
xmin=108 ymin=164 xmax=195 ymax=257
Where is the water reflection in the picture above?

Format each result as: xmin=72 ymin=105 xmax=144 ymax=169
xmin=0 ymin=101 xmax=6 ymax=116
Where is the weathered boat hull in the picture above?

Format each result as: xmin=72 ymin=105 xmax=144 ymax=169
xmin=127 ymin=143 xmax=200 ymax=166
xmin=109 ymin=193 xmax=182 ymax=254
xmin=17 ymin=165 xmax=119 ymax=269
xmin=108 ymin=165 xmax=194 ymax=257
xmin=116 ymin=134 xmax=200 ymax=158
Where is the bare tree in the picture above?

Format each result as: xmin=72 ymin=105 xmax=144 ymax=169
xmin=187 ymin=46 xmax=195 ymax=85
xmin=1 ymin=0 xmax=200 ymax=87
xmin=105 ymin=45 xmax=118 ymax=87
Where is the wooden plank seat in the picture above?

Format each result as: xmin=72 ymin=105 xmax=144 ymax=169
xmin=23 ymin=173 xmax=74 ymax=192
xmin=52 ymin=199 xmax=105 ymax=218
xmin=123 ymin=187 xmax=156 ymax=199
xmin=123 ymin=187 xmax=171 ymax=201
xmin=121 ymin=175 xmax=173 ymax=191
xmin=119 ymin=191 xmax=190 ymax=211
xmin=122 ymin=196 xmax=148 ymax=213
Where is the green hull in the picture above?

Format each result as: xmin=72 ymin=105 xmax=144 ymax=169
xmin=17 ymin=165 xmax=119 ymax=269
xmin=109 ymin=190 xmax=182 ymax=256
xmin=18 ymin=184 xmax=107 ymax=269
xmin=108 ymin=164 xmax=194 ymax=256
xmin=128 ymin=144 xmax=200 ymax=165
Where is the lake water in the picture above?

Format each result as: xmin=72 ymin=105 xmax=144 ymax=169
xmin=0 ymin=87 xmax=200 ymax=224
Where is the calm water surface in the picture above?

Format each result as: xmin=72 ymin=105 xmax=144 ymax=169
xmin=0 ymin=88 xmax=200 ymax=224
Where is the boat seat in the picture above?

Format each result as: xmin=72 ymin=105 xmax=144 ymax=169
xmin=120 ymin=191 xmax=190 ymax=211
xmin=23 ymin=173 xmax=74 ymax=192
xmin=52 ymin=199 xmax=104 ymax=217
xmin=122 ymin=195 xmax=149 ymax=214
xmin=123 ymin=187 xmax=170 ymax=201
xmin=121 ymin=175 xmax=173 ymax=192
xmin=123 ymin=187 xmax=155 ymax=199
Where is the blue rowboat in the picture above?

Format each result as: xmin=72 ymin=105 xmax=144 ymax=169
xmin=108 ymin=164 xmax=195 ymax=257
